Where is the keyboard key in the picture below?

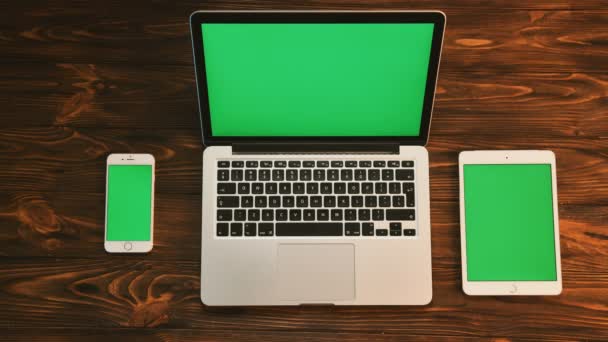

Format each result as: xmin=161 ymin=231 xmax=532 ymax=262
xmin=386 ymin=209 xmax=415 ymax=221
xmin=324 ymin=196 xmax=336 ymax=207
xmin=306 ymin=183 xmax=319 ymax=194
xmin=217 ymin=210 xmax=232 ymax=221
xmin=303 ymin=209 xmax=315 ymax=221
xmin=368 ymin=169 xmax=380 ymax=180
xmin=234 ymin=209 xmax=246 ymax=221
xmin=388 ymin=161 xmax=400 ymax=167
xmin=217 ymin=223 xmax=229 ymax=236
xmin=345 ymin=209 xmax=357 ymax=221
xmin=269 ymin=196 xmax=281 ymax=207
xmin=365 ymin=196 xmax=377 ymax=207
xmin=248 ymin=209 xmax=260 ymax=221
xmin=338 ymin=196 xmax=350 ymax=207
xmin=331 ymin=161 xmax=343 ymax=167
xmin=246 ymin=161 xmax=258 ymax=168
xmin=262 ymin=209 xmax=273 ymax=221
xmin=345 ymin=161 xmax=357 ymax=167
xmin=372 ymin=209 xmax=384 ymax=220
xmin=276 ymin=209 xmax=288 ymax=221
xmin=403 ymin=229 xmax=416 ymax=236
xmin=286 ymin=169 xmax=298 ymax=181
xmin=317 ymin=161 xmax=329 ymax=167
xmin=289 ymin=209 xmax=302 ymax=221
xmin=334 ymin=183 xmax=346 ymax=194
xmin=279 ymin=183 xmax=291 ymax=194
xmin=300 ymin=169 xmax=312 ymax=181
xmin=390 ymin=222 xmax=402 ymax=236
xmin=358 ymin=209 xmax=370 ymax=220
xmin=218 ymin=170 xmax=229 ymax=181
xmin=241 ymin=196 xmax=253 ymax=207
xmin=396 ymin=169 xmax=414 ymax=181
xmin=310 ymin=196 xmax=322 ymax=207
xmin=352 ymin=196 xmax=363 ymax=207
xmin=252 ymin=183 xmax=263 ymax=194
xmin=345 ymin=223 xmax=360 ymax=236
xmin=261 ymin=161 xmax=272 ymax=168
xmin=320 ymin=182 xmax=332 ymax=194
xmin=317 ymin=209 xmax=329 ymax=221
xmin=313 ymin=169 xmax=325 ymax=181
xmin=303 ymin=161 xmax=315 ymax=168
xmin=362 ymin=223 xmax=374 ymax=236
xmin=218 ymin=161 xmax=230 ymax=168
xmin=359 ymin=161 xmax=371 ymax=167
xmin=362 ymin=183 xmax=374 ymax=194
xmin=274 ymin=161 xmax=286 ymax=167
xmin=375 ymin=182 xmax=387 ymax=194
xmin=283 ymin=196 xmax=294 ymax=207
xmin=288 ymin=160 xmax=301 ymax=168
xmin=259 ymin=169 xmax=270 ymax=181
xmin=402 ymin=160 xmax=414 ymax=167
xmin=379 ymin=196 xmax=391 ymax=207
xmin=294 ymin=182 xmax=306 ymax=194
xmin=259 ymin=223 xmax=274 ymax=236
xmin=392 ymin=196 xmax=405 ymax=207
xmin=348 ymin=182 xmax=360 ymax=194
xmin=232 ymin=161 xmax=244 ymax=168
xmin=217 ymin=183 xmax=236 ymax=194
xmin=389 ymin=182 xmax=401 ymax=194
xmin=404 ymin=183 xmax=415 ymax=207
xmin=382 ymin=169 xmax=394 ymax=181
xmin=296 ymin=196 xmax=308 ymax=207
xmin=327 ymin=169 xmax=339 ymax=180
xmin=355 ymin=169 xmax=366 ymax=180
xmin=331 ymin=209 xmax=343 ymax=221
xmin=376 ymin=229 xmax=388 ymax=236
xmin=265 ymin=183 xmax=277 ymax=194
xmin=245 ymin=223 xmax=256 ymax=236
xmin=272 ymin=169 xmax=284 ymax=181
xmin=255 ymin=196 xmax=267 ymax=208
xmin=373 ymin=161 xmax=386 ymax=167
xmin=231 ymin=169 xmax=243 ymax=181
xmin=231 ymin=223 xmax=243 ymax=236
xmin=238 ymin=183 xmax=250 ymax=194
xmin=217 ymin=196 xmax=239 ymax=208
xmin=276 ymin=223 xmax=342 ymax=236
xmin=341 ymin=169 xmax=353 ymax=181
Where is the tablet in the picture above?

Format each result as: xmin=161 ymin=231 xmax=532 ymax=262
xmin=459 ymin=150 xmax=562 ymax=295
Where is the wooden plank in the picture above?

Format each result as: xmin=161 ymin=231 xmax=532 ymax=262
xmin=0 ymin=7 xmax=607 ymax=72
xmin=1 ymin=188 xmax=605 ymax=260
xmin=0 ymin=257 xmax=605 ymax=340
xmin=0 ymin=328 xmax=516 ymax=342
xmin=0 ymin=128 xmax=606 ymax=204
xmin=1 ymin=64 xmax=607 ymax=138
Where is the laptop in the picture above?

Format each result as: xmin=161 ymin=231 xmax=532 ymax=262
xmin=190 ymin=10 xmax=445 ymax=305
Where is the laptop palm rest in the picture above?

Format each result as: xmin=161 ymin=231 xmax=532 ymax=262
xmin=277 ymin=244 xmax=355 ymax=303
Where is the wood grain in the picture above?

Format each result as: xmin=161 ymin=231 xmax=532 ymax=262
xmin=0 ymin=6 xmax=607 ymax=72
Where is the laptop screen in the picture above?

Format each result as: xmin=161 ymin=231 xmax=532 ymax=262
xmin=200 ymin=23 xmax=435 ymax=137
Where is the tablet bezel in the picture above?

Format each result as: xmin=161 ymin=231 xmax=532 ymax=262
xmin=459 ymin=150 xmax=562 ymax=295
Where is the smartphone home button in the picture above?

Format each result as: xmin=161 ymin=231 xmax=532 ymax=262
xmin=124 ymin=242 xmax=133 ymax=251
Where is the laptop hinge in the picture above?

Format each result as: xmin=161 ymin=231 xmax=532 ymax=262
xmin=232 ymin=143 xmax=399 ymax=154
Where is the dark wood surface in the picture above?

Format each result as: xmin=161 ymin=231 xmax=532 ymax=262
xmin=1 ymin=1 xmax=607 ymax=341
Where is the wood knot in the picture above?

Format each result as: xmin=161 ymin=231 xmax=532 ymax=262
xmin=129 ymin=299 xmax=170 ymax=327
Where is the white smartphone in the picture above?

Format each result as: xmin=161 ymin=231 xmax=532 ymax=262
xmin=104 ymin=153 xmax=155 ymax=253
xmin=459 ymin=150 xmax=562 ymax=295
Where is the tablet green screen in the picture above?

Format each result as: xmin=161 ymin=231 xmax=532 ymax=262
xmin=106 ymin=165 xmax=152 ymax=241
xmin=463 ymin=164 xmax=557 ymax=281
xmin=200 ymin=23 xmax=434 ymax=137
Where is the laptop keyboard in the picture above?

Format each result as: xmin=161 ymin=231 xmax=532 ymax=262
xmin=215 ymin=159 xmax=417 ymax=238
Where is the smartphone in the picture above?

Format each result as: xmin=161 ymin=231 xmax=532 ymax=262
xmin=104 ymin=153 xmax=155 ymax=253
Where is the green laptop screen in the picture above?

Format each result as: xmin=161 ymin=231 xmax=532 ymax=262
xmin=201 ymin=23 xmax=434 ymax=137
xmin=463 ymin=164 xmax=557 ymax=281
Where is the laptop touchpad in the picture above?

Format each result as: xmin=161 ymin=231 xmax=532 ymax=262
xmin=277 ymin=244 xmax=355 ymax=302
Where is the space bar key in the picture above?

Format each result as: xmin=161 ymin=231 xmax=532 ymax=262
xmin=276 ymin=223 xmax=343 ymax=236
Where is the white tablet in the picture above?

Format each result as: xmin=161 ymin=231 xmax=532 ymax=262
xmin=459 ymin=150 xmax=562 ymax=295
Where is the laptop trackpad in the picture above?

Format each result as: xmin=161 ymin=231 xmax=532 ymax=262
xmin=277 ymin=244 xmax=355 ymax=302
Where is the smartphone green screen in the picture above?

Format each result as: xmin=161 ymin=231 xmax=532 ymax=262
xmin=201 ymin=23 xmax=434 ymax=137
xmin=106 ymin=165 xmax=152 ymax=241
xmin=463 ymin=164 xmax=557 ymax=281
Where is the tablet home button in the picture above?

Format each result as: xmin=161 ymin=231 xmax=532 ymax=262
xmin=124 ymin=242 xmax=133 ymax=251
xmin=510 ymin=283 xmax=517 ymax=294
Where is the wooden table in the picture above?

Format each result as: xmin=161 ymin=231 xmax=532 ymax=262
xmin=1 ymin=1 xmax=607 ymax=341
